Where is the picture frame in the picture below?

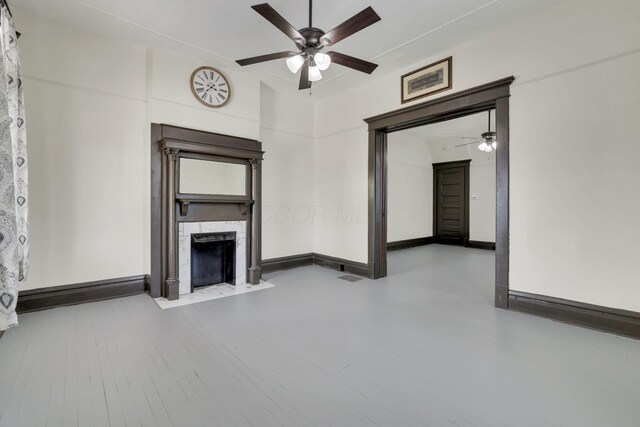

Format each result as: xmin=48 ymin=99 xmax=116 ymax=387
xmin=401 ymin=57 xmax=452 ymax=104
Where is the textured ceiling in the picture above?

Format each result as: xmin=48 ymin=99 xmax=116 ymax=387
xmin=12 ymin=0 xmax=563 ymax=99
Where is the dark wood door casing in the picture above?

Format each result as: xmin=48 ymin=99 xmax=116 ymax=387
xmin=364 ymin=76 xmax=514 ymax=309
xmin=433 ymin=160 xmax=471 ymax=246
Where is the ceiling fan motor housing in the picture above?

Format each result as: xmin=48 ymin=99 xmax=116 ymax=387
xmin=299 ymin=27 xmax=327 ymax=47
xmin=482 ymin=131 xmax=497 ymax=140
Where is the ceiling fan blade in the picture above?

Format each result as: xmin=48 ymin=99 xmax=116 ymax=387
xmin=321 ymin=6 xmax=381 ymax=46
xmin=453 ymin=141 xmax=480 ymax=148
xmin=327 ymin=52 xmax=378 ymax=74
xmin=252 ymin=3 xmax=305 ymax=45
xmin=236 ymin=51 xmax=299 ymax=66
xmin=299 ymin=61 xmax=311 ymax=90
xmin=461 ymin=136 xmax=480 ymax=140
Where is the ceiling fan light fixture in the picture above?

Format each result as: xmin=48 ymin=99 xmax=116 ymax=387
xmin=313 ymin=52 xmax=332 ymax=71
xmin=492 ymin=141 xmax=497 ymax=150
xmin=478 ymin=142 xmax=488 ymax=152
xmin=286 ymin=54 xmax=305 ymax=73
xmin=309 ymin=65 xmax=322 ymax=81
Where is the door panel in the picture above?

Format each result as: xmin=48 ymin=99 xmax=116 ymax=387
xmin=434 ymin=161 xmax=470 ymax=245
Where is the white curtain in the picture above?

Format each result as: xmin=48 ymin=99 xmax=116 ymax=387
xmin=0 ymin=5 xmax=28 ymax=331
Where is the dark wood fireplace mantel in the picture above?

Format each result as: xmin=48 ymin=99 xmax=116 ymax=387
xmin=150 ymin=124 xmax=264 ymax=300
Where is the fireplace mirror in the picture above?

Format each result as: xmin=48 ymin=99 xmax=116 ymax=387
xmin=179 ymin=158 xmax=247 ymax=195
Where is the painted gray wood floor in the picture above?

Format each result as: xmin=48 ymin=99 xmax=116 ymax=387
xmin=1 ymin=245 xmax=639 ymax=427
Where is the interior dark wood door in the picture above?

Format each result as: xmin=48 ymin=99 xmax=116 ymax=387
xmin=433 ymin=160 xmax=470 ymax=245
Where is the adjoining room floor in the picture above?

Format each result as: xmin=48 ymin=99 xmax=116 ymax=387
xmin=0 ymin=245 xmax=638 ymax=426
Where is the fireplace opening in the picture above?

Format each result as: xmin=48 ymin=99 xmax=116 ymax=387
xmin=190 ymin=232 xmax=236 ymax=290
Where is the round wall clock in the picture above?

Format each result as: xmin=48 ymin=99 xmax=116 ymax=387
xmin=190 ymin=66 xmax=231 ymax=108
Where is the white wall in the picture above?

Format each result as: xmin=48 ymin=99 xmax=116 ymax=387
xmin=16 ymin=9 xmax=149 ymax=291
xmin=14 ymin=7 xmax=314 ymax=290
xmin=313 ymin=126 xmax=368 ymax=260
xmin=386 ymin=132 xmax=433 ymax=242
xmin=314 ymin=0 xmax=640 ymax=311
xmin=260 ymin=84 xmax=315 ymax=258
xmin=148 ymin=47 xmax=260 ymax=140
xmin=469 ymin=162 xmax=496 ymax=243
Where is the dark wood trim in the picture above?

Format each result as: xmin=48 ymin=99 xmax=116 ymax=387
xmin=509 ymin=291 xmax=640 ymax=339
xmin=162 ymin=139 xmax=262 ymax=160
xmin=176 ymin=194 xmax=252 ymax=204
xmin=248 ymin=159 xmax=262 ymax=284
xmin=368 ymin=130 xmax=388 ymax=279
xmin=365 ymin=77 xmax=514 ymax=312
xmin=16 ymin=275 xmax=149 ymax=314
xmin=313 ymin=253 xmax=369 ymax=277
xmin=365 ymin=76 xmax=514 ymax=130
xmin=151 ymin=124 xmax=264 ymax=299
xmin=262 ymin=253 xmax=314 ymax=273
xmin=160 ymin=124 xmax=261 ymax=152
xmin=432 ymin=159 xmax=472 ymax=168
xmin=262 ymin=253 xmax=369 ymax=277
xmin=494 ymin=96 xmax=510 ymax=308
xmin=387 ymin=236 xmax=435 ymax=251
xmin=467 ymin=240 xmax=496 ymax=250
xmin=150 ymin=124 xmax=163 ymax=298
xmin=0 ymin=330 xmax=4 ymax=340
xmin=433 ymin=160 xmax=471 ymax=246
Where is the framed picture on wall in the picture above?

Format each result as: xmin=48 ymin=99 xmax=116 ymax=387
xmin=401 ymin=57 xmax=452 ymax=103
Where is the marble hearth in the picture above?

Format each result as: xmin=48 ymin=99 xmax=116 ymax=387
xmin=178 ymin=221 xmax=247 ymax=295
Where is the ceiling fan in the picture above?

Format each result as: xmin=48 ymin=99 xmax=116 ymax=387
xmin=450 ymin=110 xmax=497 ymax=153
xmin=235 ymin=1 xmax=381 ymax=90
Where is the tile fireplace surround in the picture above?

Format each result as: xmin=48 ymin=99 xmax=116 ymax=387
xmin=178 ymin=221 xmax=247 ymax=295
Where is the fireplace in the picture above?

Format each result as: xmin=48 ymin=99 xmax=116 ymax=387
xmin=178 ymin=221 xmax=247 ymax=295
xmin=191 ymin=232 xmax=236 ymax=290
xmin=151 ymin=124 xmax=263 ymax=300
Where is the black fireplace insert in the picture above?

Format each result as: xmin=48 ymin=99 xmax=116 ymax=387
xmin=190 ymin=231 xmax=236 ymax=290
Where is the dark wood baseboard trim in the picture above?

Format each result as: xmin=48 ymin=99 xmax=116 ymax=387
xmin=261 ymin=253 xmax=314 ymax=273
xmin=313 ymin=253 xmax=369 ymax=277
xmin=509 ymin=291 xmax=640 ymax=339
xmin=262 ymin=253 xmax=369 ymax=277
xmin=17 ymin=275 xmax=149 ymax=314
xmin=387 ymin=236 xmax=435 ymax=251
xmin=467 ymin=240 xmax=496 ymax=250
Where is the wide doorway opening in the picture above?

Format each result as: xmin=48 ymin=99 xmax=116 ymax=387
xmin=386 ymin=110 xmax=497 ymax=251
xmin=365 ymin=77 xmax=513 ymax=308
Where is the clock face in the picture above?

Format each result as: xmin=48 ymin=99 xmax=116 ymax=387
xmin=190 ymin=67 xmax=231 ymax=108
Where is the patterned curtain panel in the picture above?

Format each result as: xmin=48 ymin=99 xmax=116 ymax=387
xmin=0 ymin=6 xmax=28 ymax=331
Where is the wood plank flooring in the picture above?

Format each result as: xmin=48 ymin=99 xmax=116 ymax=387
xmin=1 ymin=245 xmax=639 ymax=426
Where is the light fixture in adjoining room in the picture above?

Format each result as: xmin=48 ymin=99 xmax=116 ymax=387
xmin=236 ymin=1 xmax=380 ymax=90
xmin=478 ymin=111 xmax=497 ymax=153
xmin=450 ymin=109 xmax=498 ymax=153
